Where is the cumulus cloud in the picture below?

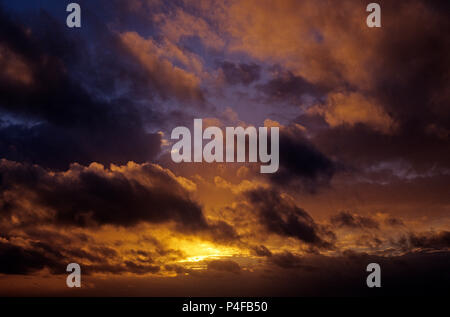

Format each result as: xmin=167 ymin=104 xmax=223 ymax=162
xmin=0 ymin=159 xmax=208 ymax=229
xmin=245 ymin=188 xmax=334 ymax=248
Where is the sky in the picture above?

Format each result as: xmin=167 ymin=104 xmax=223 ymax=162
xmin=0 ymin=0 xmax=449 ymax=296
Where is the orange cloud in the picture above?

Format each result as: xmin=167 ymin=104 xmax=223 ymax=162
xmin=156 ymin=8 xmax=225 ymax=50
xmin=222 ymin=0 xmax=379 ymax=89
xmin=0 ymin=44 xmax=33 ymax=85
xmin=309 ymin=92 xmax=396 ymax=133
xmin=120 ymin=31 xmax=204 ymax=102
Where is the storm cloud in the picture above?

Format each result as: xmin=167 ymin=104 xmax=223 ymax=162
xmin=245 ymin=188 xmax=334 ymax=248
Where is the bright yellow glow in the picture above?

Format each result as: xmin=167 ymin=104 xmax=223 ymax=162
xmin=177 ymin=242 xmax=239 ymax=264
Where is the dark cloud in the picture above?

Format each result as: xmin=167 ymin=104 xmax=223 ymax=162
xmin=0 ymin=223 xmax=140 ymax=276
xmin=0 ymin=226 xmax=163 ymax=276
xmin=270 ymin=251 xmax=306 ymax=269
xmin=271 ymin=125 xmax=336 ymax=191
xmin=0 ymin=159 xmax=241 ymax=255
xmin=0 ymin=6 xmax=163 ymax=169
xmin=330 ymin=211 xmax=379 ymax=230
xmin=62 ymin=247 xmax=110 ymax=264
xmin=207 ymin=259 xmax=241 ymax=274
xmin=306 ymin=0 xmax=450 ymax=173
xmin=164 ymin=264 xmax=191 ymax=275
xmin=312 ymin=123 xmax=450 ymax=173
xmin=0 ymin=120 xmax=161 ymax=171
xmin=385 ymin=216 xmax=404 ymax=227
xmin=258 ymin=70 xmax=324 ymax=104
xmin=372 ymin=1 xmax=450 ymax=130
xmin=302 ymin=250 xmax=450 ymax=296
xmin=81 ymin=262 xmax=160 ymax=275
xmin=251 ymin=245 xmax=272 ymax=257
xmin=245 ymin=188 xmax=334 ymax=248
xmin=124 ymin=261 xmax=160 ymax=275
xmin=23 ymin=228 xmax=92 ymax=245
xmin=407 ymin=231 xmax=450 ymax=250
xmin=220 ymin=61 xmax=261 ymax=85
xmin=207 ymin=220 xmax=240 ymax=243
xmin=358 ymin=235 xmax=383 ymax=250
xmin=0 ymin=241 xmax=63 ymax=274
xmin=0 ymin=159 xmax=208 ymax=230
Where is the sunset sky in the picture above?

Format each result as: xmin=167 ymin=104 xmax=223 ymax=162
xmin=0 ymin=0 xmax=449 ymax=296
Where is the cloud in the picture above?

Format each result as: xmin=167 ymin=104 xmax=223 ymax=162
xmin=270 ymin=124 xmax=335 ymax=191
xmin=0 ymin=119 xmax=161 ymax=171
xmin=269 ymin=251 xmax=306 ymax=269
xmin=311 ymin=122 xmax=450 ymax=173
xmin=222 ymin=0 xmax=448 ymax=98
xmin=407 ymin=231 xmax=450 ymax=251
xmin=251 ymin=245 xmax=272 ymax=257
xmin=0 ymin=159 xmax=208 ymax=230
xmin=220 ymin=61 xmax=261 ymax=85
xmin=330 ymin=211 xmax=380 ymax=230
xmin=157 ymin=8 xmax=225 ymax=50
xmin=0 ymin=158 xmax=241 ymax=265
xmin=120 ymin=31 xmax=205 ymax=103
xmin=219 ymin=0 xmax=449 ymax=174
xmin=207 ymin=220 xmax=240 ymax=243
xmin=245 ymin=188 xmax=334 ymax=248
xmin=257 ymin=69 xmax=323 ymax=104
xmin=309 ymin=92 xmax=396 ymax=134
xmin=384 ymin=216 xmax=404 ymax=227
xmin=0 ymin=44 xmax=33 ymax=85
xmin=223 ymin=0 xmax=375 ymax=88
xmin=0 ymin=1 xmax=448 ymax=296
xmin=123 ymin=261 xmax=161 ymax=275
xmin=207 ymin=259 xmax=241 ymax=274
xmin=0 ymin=7 xmax=162 ymax=169
xmin=0 ymin=240 xmax=63 ymax=274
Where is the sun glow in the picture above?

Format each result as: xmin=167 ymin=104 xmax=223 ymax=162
xmin=177 ymin=242 xmax=240 ymax=264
